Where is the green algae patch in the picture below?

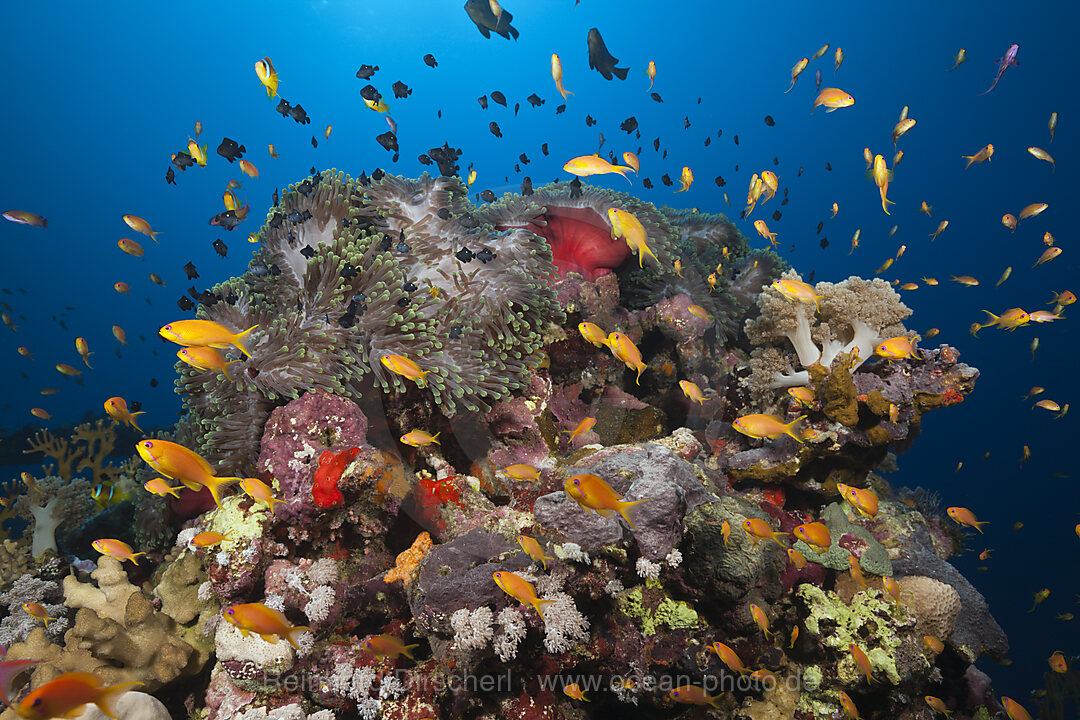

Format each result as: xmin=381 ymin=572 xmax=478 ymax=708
xmin=617 ymin=585 xmax=698 ymax=636
xmin=208 ymin=494 xmax=267 ymax=544
xmin=798 ymin=584 xmax=902 ymax=685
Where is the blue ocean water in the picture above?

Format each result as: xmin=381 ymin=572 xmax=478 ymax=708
xmin=0 ymin=0 xmax=1075 ymax=708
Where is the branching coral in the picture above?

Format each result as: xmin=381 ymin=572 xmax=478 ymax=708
xmin=22 ymin=420 xmax=123 ymax=482
xmin=12 ymin=476 xmax=96 ymax=557
xmin=175 ymin=170 xmax=563 ymax=472
xmin=743 ymin=270 xmax=912 ymax=395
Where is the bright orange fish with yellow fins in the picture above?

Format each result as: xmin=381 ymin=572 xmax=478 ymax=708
xmin=565 ymin=473 xmax=648 ymax=528
xmin=493 ymin=570 xmax=553 ymax=618
xmin=224 ymin=602 xmax=309 ymax=649
xmin=136 ymin=439 xmax=244 ymax=509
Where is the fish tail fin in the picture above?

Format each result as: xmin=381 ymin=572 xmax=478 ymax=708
xmin=784 ymin=416 xmax=807 ymax=443
xmin=95 ymin=681 xmax=145 ymax=718
xmin=974 ymin=520 xmax=989 ymax=533
xmin=130 ymin=552 xmax=146 ymax=565
xmin=203 ymin=476 xmax=242 ymax=509
xmin=150 ymin=230 xmax=162 ymax=243
xmin=612 ymin=66 xmax=629 ymax=81
xmin=615 ymin=166 xmax=633 ymax=183
xmin=962 ymin=155 xmax=975 ymax=168
xmin=233 ymin=325 xmax=259 ymax=358
xmin=130 ymin=412 xmax=146 ymax=433
xmin=222 ymin=359 xmax=240 ymax=381
xmin=166 ymin=487 xmax=182 ymax=499
xmin=617 ymin=498 xmax=649 ymax=529
xmin=431 ymin=432 xmax=441 ymax=444
xmin=634 ymin=362 xmax=645 ymax=385
xmin=402 ymin=643 xmax=420 ymax=660
xmin=416 ymin=369 xmax=431 ymax=388
xmin=771 ymin=532 xmax=790 ymax=547
xmin=284 ymin=625 xmax=311 ymax=650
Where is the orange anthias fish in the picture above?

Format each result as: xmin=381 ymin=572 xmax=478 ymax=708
xmin=564 ymin=416 xmax=596 ymax=442
xmin=771 ymin=277 xmax=822 ymax=307
xmin=668 ymin=685 xmax=722 ymax=708
xmin=104 ymin=396 xmax=145 ymax=432
xmin=708 ymin=641 xmax=749 ymax=674
xmin=850 ymin=644 xmax=878 ymax=684
xmin=75 ymin=337 xmax=93 ymax=368
xmin=875 ymin=336 xmax=917 ymax=360
xmin=622 ymin=151 xmax=640 ymax=173
xmin=732 ymin=413 xmax=805 ymax=443
xmin=188 ymin=531 xmax=231 ymax=549
xmin=551 ymin=53 xmax=573 ymax=101
xmin=112 ymin=325 xmax=127 ymax=345
xmin=1048 ymin=651 xmax=1068 ymax=673
xmin=1033 ymin=246 xmax=1062 ymax=268
xmin=15 ymin=672 xmax=142 ymax=720
xmin=837 ymin=483 xmax=879 ymax=518
xmin=502 ymin=464 xmax=541 ymax=481
xmin=493 ymin=570 xmax=553 ymax=618
xmin=794 ymin=522 xmax=832 ymax=553
xmin=947 ymin=506 xmax=988 ymax=533
xmin=518 ymin=535 xmax=554 ymax=569
xmin=750 ymin=603 xmax=771 ymax=640
xmin=786 ymin=57 xmax=809 ymax=93
xmin=1001 ymin=697 xmax=1033 ymax=720
xmin=962 ymin=143 xmax=994 ymax=168
xmin=363 ymin=633 xmax=419 ymax=660
xmin=679 ymin=380 xmax=705 ymax=405
xmin=979 ymin=308 xmax=1030 ymax=331
xmin=607 ymin=331 xmax=648 ymax=384
xmin=239 ymin=477 xmax=285 ymax=514
xmin=224 ymin=602 xmax=309 ymax=648
xmin=563 ymin=683 xmax=588 ymax=702
xmin=159 ymin=319 xmax=258 ymax=358
xmin=177 ymin=346 xmax=238 ymax=379
xmin=578 ymin=321 xmax=610 ymax=348
xmin=117 ymin=237 xmax=144 ymax=258
xmin=136 ymin=439 xmax=243 ymax=509
xmin=122 ymin=214 xmax=161 ymax=242
xmin=742 ymin=518 xmax=788 ymax=547
xmin=563 ymin=154 xmax=633 ymax=181
xmin=400 ymin=429 xmax=440 ymax=447
xmin=812 ymin=87 xmax=855 ymax=113
xmin=91 ymin=538 xmax=145 ymax=564
xmin=22 ymin=601 xmax=57 ymax=627
xmin=788 ymin=547 xmax=807 ymax=569
xmin=839 ymin=689 xmax=861 ymax=719
xmin=566 ymin=473 xmax=647 ymax=528
xmin=143 ymin=477 xmax=182 ymax=499
xmin=2 ymin=210 xmax=47 ymax=229
xmin=380 ymin=353 xmax=430 ymax=388
xmin=608 ymin=208 xmax=659 ymax=270
xmin=674 ymin=166 xmax=693 ymax=193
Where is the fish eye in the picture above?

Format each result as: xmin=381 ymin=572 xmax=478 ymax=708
xmin=142 ymin=441 xmax=153 ymax=448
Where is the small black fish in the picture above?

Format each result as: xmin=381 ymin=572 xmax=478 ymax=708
xmin=541 ymin=143 xmax=548 ymax=156
xmin=772 ymin=210 xmax=782 ymax=221
xmin=165 ymin=167 xmax=176 ymax=185
xmin=661 ymin=174 xmax=672 ymax=186
xmin=456 ymin=247 xmax=474 ymax=262
xmin=717 ymin=129 xmax=723 ymax=137
xmin=519 ymin=153 xmax=529 ymax=165
xmin=491 ymin=91 xmax=507 ymax=106
xmin=514 ymin=103 xmax=520 ymax=116
xmin=521 ymin=177 xmax=533 ymax=195
xmin=183 ymin=262 xmax=199 ymax=279
xmin=288 ymin=103 xmax=311 ymax=125
xmin=816 ymin=221 xmax=824 ymax=234
xmin=764 ymin=115 xmax=775 ymax=126
xmin=489 ymin=122 xmax=502 ymax=138
xmin=514 ymin=164 xmax=520 ymax=172
xmin=213 ymin=239 xmax=228 ymax=257
xmin=177 ymin=296 xmax=195 ymax=311
xmin=149 ymin=378 xmax=159 ymax=388
xmin=311 ymin=136 xmax=318 ymax=148
xmin=820 ymin=237 xmax=829 ymax=249
xmin=587 ymin=28 xmax=628 ymax=80
xmin=359 ymin=84 xmax=382 ymax=104
xmin=597 ymin=132 xmax=605 ymax=151
xmin=704 ymin=137 xmax=711 ymax=147
xmin=376 ymin=131 xmax=399 ymax=153
xmin=798 ymin=167 xmax=804 ymax=177
xmin=825 ymin=162 xmax=832 ymax=171
xmin=299 ymin=245 xmax=316 ymax=258
xmin=650 ymin=93 xmax=663 ymax=103
xmin=476 ymin=248 xmax=496 ymax=263
xmin=807 ymin=270 xmax=816 ymax=283
xmin=734 ymin=134 xmax=739 ymax=145
xmin=643 ymin=178 xmax=653 ymax=189
xmin=423 ymin=53 xmax=438 ymax=68
xmin=171 ymin=151 xmax=195 ymax=170
xmin=273 ymin=188 xmax=279 ymax=205
xmin=653 ymin=138 xmax=660 ymax=151
xmin=586 ymin=115 xmax=596 ymax=127
xmin=555 ymin=104 xmax=565 ymax=115
xmin=356 ymin=64 xmax=379 ymax=79
xmin=275 ymin=98 xmax=292 ymax=116
xmin=217 ymin=137 xmax=246 ymax=163
xmin=527 ymin=93 xmax=544 ymax=107
xmin=662 ymin=150 xmax=667 ymax=159
xmin=478 ymin=95 xmax=489 ymax=109
xmin=209 ymin=210 xmax=242 ymax=231
xmin=780 ymin=198 xmax=788 ymax=206
xmin=569 ymin=177 xmax=583 ymax=198
xmin=620 ymin=116 xmax=637 ymax=133
xmin=428 ymin=142 xmax=462 ymax=176
xmin=774 ymin=156 xmax=779 ymax=165
xmin=464 ymin=0 xmax=520 ymax=40
xmin=393 ymin=81 xmax=411 ymax=98
xmin=714 ymin=175 xmax=725 ymax=187
xmin=418 ymin=154 xmax=433 ymax=165
xmin=437 ymin=110 xmax=442 ymax=118
xmin=480 ymin=189 xmax=495 ymax=202
xmin=683 ymin=117 xmax=690 ymax=129
xmin=437 ymin=208 xmax=450 ymax=220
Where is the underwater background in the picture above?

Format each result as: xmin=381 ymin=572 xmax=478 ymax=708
xmin=0 ymin=0 xmax=1077 ymax=717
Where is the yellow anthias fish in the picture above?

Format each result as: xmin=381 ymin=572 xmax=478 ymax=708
xmin=839 ymin=689 xmax=861 ymax=719
xmin=75 ymin=337 xmax=94 ymax=368
xmin=551 ymin=53 xmax=573 ymax=101
xmin=607 ymin=331 xmax=648 ymax=384
xmin=607 ymin=208 xmax=659 ymax=269
xmin=518 ymin=535 xmax=554 ymax=569
xmin=363 ymin=633 xmax=419 ymax=659
xmin=15 ymin=672 xmax=142 ymax=720
xmin=239 ymin=477 xmax=285 ymax=515
xmin=122 ymin=214 xmax=161 ymax=242
xmin=622 ymin=151 xmax=640 ymax=173
xmin=400 ymin=429 xmax=440 ymax=447
xmin=834 ymin=46 xmax=844 ymax=73
xmin=646 ymin=60 xmax=657 ymax=90
xmin=875 ymin=336 xmax=917 ymax=360
xmin=979 ymin=308 xmax=1029 ymax=331
xmin=732 ymin=413 xmax=805 ymax=443
xmin=92 ymin=538 xmax=145 ymax=565
xmin=891 ymin=118 xmax=916 ymax=148
xmin=812 ymin=43 xmax=830 ymax=60
xmin=870 ymin=154 xmax=895 ymax=214
xmin=143 ymin=477 xmax=183 ymax=499
xmin=1018 ymin=202 xmax=1048 ymax=222
xmin=467 ymin=169 xmax=477 ymax=186
xmin=380 ymin=353 xmax=430 ymax=388
xmin=578 ymin=321 xmax=609 ymax=348
xmin=564 ymin=416 xmax=596 ymax=442
xmin=1001 ymin=697 xmax=1033 ymax=720
xmin=674 ymin=166 xmax=693 ymax=193
xmin=750 ymin=603 xmax=771 ymax=640
xmin=708 ymin=641 xmax=749 ymax=674
xmin=177 ymin=346 xmax=239 ymax=380
xmin=947 ymin=506 xmax=988 ymax=533
xmin=679 ymin=379 xmax=705 ymax=405
xmin=668 ymin=685 xmax=722 ymax=708
xmin=812 ymin=87 xmax=855 ymax=113
xmin=255 ymin=56 xmax=279 ymax=98
xmin=949 ymin=47 xmax=967 ymax=70
xmin=239 ymin=159 xmax=259 ymax=179
xmin=159 ymin=319 xmax=258 ymax=358
xmin=743 ymin=518 xmax=788 ymax=546
xmin=566 ymin=473 xmax=647 ymax=528
xmin=224 ymin=602 xmax=309 ymax=649
xmin=104 ymin=396 xmax=145 ymax=432
xmin=563 ymin=154 xmax=633 ymax=181
xmin=785 ymin=57 xmax=809 ymax=93
xmin=502 ymin=464 xmax=541 ymax=481
xmin=1027 ymin=146 xmax=1055 ymax=171
xmin=1033 ymin=246 xmax=1062 ymax=268
xmin=771 ymin=277 xmax=822 ymax=308
xmin=794 ymin=522 xmax=831 ymax=552
xmin=962 ymin=143 xmax=994 ymax=168
xmin=493 ymin=570 xmax=553 ymax=618
xmin=136 ymin=439 xmax=244 ymax=509
xmin=754 ymin=219 xmax=778 ymax=246
xmin=22 ymin=602 xmax=57 ymax=627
